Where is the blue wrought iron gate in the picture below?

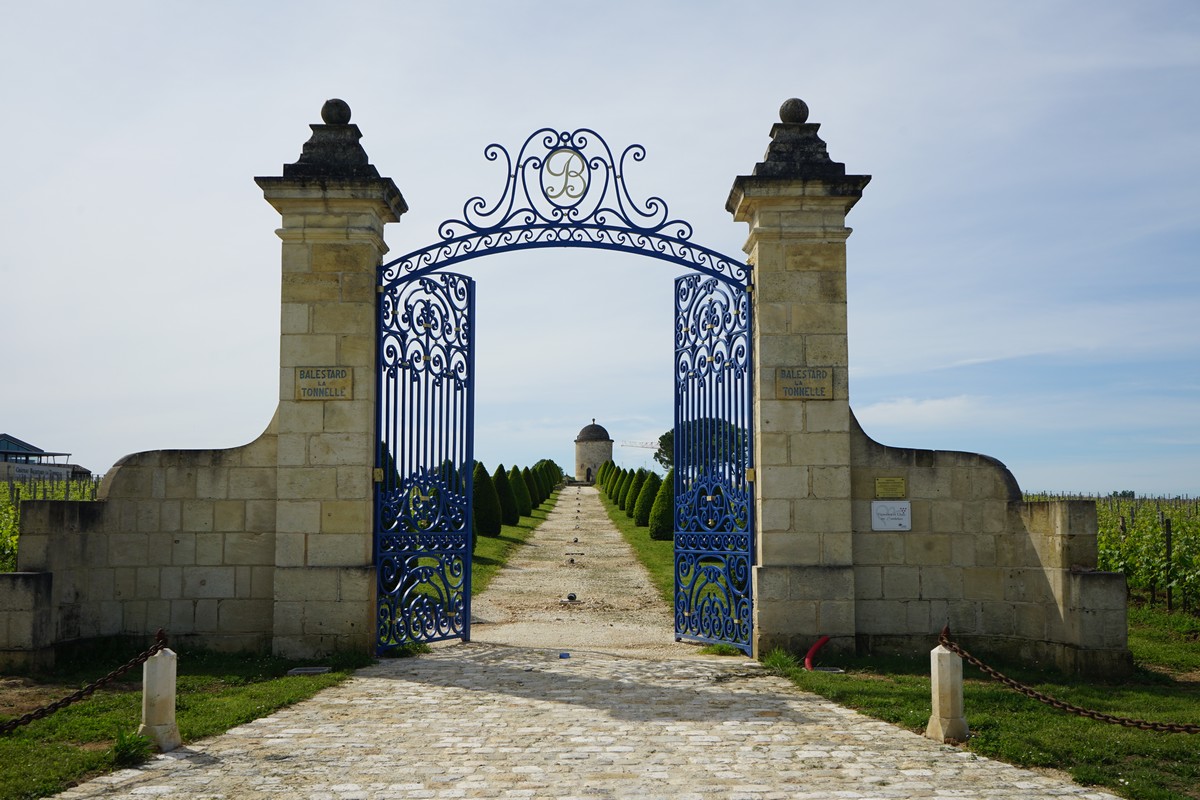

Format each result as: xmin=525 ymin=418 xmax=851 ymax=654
xmin=673 ymin=274 xmax=754 ymax=653
xmin=374 ymin=126 xmax=755 ymax=654
xmin=375 ymin=272 xmax=475 ymax=652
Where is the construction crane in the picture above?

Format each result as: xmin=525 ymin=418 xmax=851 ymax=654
xmin=620 ymin=441 xmax=658 ymax=450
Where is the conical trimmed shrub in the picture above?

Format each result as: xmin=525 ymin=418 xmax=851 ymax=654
xmin=625 ymin=469 xmax=647 ymax=518
xmin=649 ymin=469 xmax=674 ymax=540
xmin=634 ymin=472 xmax=662 ymax=527
xmin=522 ymin=466 xmax=541 ymax=507
xmin=493 ymin=463 xmax=519 ymax=526
xmin=473 ymin=462 xmax=502 ymax=537
xmin=617 ymin=470 xmax=634 ymax=510
xmin=509 ymin=465 xmax=532 ymax=517
xmin=609 ymin=468 xmax=625 ymax=501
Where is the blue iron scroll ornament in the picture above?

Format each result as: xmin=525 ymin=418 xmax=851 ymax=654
xmin=380 ymin=129 xmax=750 ymax=287
xmin=376 ymin=272 xmax=475 ymax=650
xmin=673 ymin=273 xmax=754 ymax=652
xmin=375 ymin=127 xmax=754 ymax=654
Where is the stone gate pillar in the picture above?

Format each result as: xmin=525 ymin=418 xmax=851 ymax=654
xmin=727 ymin=99 xmax=870 ymax=656
xmin=256 ymin=100 xmax=406 ymax=657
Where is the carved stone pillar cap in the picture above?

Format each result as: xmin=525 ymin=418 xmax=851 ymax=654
xmin=280 ymin=99 xmax=381 ymax=179
xmin=726 ymin=98 xmax=871 ymax=213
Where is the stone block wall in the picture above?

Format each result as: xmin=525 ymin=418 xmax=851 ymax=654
xmin=0 ymin=571 xmax=54 ymax=669
xmin=850 ymin=414 xmax=1130 ymax=675
xmin=16 ymin=434 xmax=279 ymax=654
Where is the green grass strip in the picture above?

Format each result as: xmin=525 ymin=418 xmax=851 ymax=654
xmin=0 ymin=645 xmax=374 ymax=800
xmin=0 ymin=491 xmax=560 ymax=799
xmin=766 ymin=605 xmax=1200 ymax=800
xmin=471 ymin=491 xmax=558 ymax=596
xmin=597 ymin=490 xmax=673 ymax=607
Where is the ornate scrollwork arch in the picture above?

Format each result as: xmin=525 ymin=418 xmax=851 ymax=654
xmin=380 ymin=128 xmax=751 ymax=287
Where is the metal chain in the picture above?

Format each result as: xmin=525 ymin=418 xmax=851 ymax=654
xmin=938 ymin=626 xmax=1200 ymax=735
xmin=0 ymin=629 xmax=168 ymax=736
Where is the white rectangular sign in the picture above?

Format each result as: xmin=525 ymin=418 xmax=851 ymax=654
xmin=871 ymin=500 xmax=912 ymax=531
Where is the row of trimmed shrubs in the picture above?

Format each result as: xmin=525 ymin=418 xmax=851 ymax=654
xmin=595 ymin=461 xmax=674 ymax=540
xmin=472 ymin=459 xmax=564 ymax=545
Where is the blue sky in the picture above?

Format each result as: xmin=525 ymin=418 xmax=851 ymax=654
xmin=1 ymin=2 xmax=1197 ymax=494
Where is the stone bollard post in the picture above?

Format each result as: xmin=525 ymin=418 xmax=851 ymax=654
xmin=925 ymin=644 xmax=969 ymax=743
xmin=138 ymin=648 xmax=182 ymax=752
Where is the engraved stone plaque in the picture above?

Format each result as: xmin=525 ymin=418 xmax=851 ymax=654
xmin=775 ymin=367 xmax=833 ymax=400
xmin=295 ymin=367 xmax=353 ymax=400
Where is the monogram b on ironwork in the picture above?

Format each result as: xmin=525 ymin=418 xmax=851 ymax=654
xmin=375 ymin=126 xmax=755 ymax=655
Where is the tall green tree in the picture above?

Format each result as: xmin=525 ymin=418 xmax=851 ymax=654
xmin=649 ymin=469 xmax=674 ymax=540
xmin=493 ymin=463 xmax=519 ymax=526
xmin=472 ymin=462 xmax=502 ymax=537
xmin=654 ymin=429 xmax=673 ymax=470
xmin=508 ymin=465 xmax=532 ymax=517
xmin=634 ymin=472 xmax=662 ymax=527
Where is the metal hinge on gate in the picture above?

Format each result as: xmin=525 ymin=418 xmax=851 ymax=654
xmin=373 ymin=468 xmax=384 ymax=483
xmin=745 ymin=468 xmax=756 ymax=483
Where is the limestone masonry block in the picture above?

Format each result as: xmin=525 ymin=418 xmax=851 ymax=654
xmin=758 ymin=530 xmax=819 ymax=565
xmin=920 ymin=566 xmax=962 ymax=600
xmin=223 ymin=531 xmax=273 ymax=565
xmin=788 ymin=433 xmax=849 ymax=467
xmin=308 ymin=433 xmax=371 ymax=467
xmin=281 ymin=333 xmax=338 ymax=366
xmin=759 ymin=465 xmax=808 ymax=499
xmin=183 ymin=567 xmax=235 ymax=599
xmin=246 ymin=500 xmax=275 ymax=532
xmin=108 ymin=533 xmax=148 ymax=567
xmin=278 ymin=467 xmax=338 ymax=500
xmin=217 ymin=599 xmax=273 ymax=633
xmin=810 ymin=466 xmax=850 ymax=499
xmin=305 ymin=533 xmax=371 ymax=568
xmin=194 ymin=532 xmax=223 ymax=565
xmin=854 ymin=566 xmax=882 ymax=598
xmin=214 ymin=500 xmax=246 ymax=532
xmin=883 ymin=566 xmax=920 ymax=599
xmin=790 ymin=498 xmax=851 ymax=534
xmin=313 ymin=303 xmax=374 ymax=335
xmin=227 ymin=468 xmax=277 ymax=500
xmin=820 ymin=531 xmax=854 ymax=565
xmin=320 ymin=500 xmax=372 ymax=534
xmin=904 ymin=534 xmax=951 ymax=566
xmin=282 ymin=273 xmax=341 ymax=303
xmin=804 ymin=335 xmax=848 ymax=369
xmin=804 ymin=401 xmax=849 ymax=434
xmin=277 ymin=501 xmax=321 ymax=534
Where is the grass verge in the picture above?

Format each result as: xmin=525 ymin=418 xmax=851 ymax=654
xmin=472 ymin=491 xmax=558 ymax=596
xmin=0 ymin=642 xmax=375 ymax=800
xmin=0 ymin=491 xmax=560 ymax=800
xmin=597 ymin=491 xmax=673 ymax=606
xmin=596 ymin=495 xmax=1200 ymax=800
xmin=770 ymin=607 xmax=1200 ymax=800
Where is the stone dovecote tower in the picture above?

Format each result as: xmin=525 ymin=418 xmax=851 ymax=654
xmin=574 ymin=419 xmax=613 ymax=484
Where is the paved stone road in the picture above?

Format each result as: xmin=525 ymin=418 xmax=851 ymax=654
xmin=54 ymin=488 xmax=1121 ymax=800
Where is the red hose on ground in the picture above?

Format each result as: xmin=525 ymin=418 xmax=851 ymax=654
xmin=804 ymin=635 xmax=830 ymax=671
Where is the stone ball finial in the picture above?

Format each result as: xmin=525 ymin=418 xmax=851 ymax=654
xmin=321 ymin=98 xmax=352 ymax=125
xmin=779 ymin=98 xmax=809 ymax=124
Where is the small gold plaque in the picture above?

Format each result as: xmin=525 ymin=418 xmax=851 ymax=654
xmin=875 ymin=477 xmax=907 ymax=499
xmin=775 ymin=367 xmax=833 ymax=400
xmin=295 ymin=367 xmax=353 ymax=401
